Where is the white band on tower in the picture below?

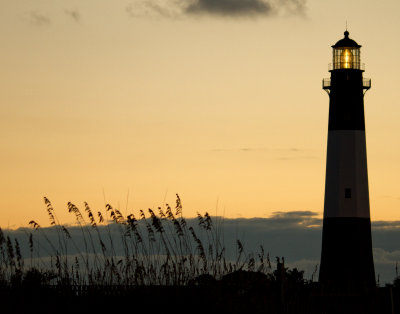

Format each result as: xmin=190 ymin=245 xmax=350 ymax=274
xmin=324 ymin=130 xmax=370 ymax=218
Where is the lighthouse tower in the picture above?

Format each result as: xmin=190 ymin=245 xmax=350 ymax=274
xmin=319 ymin=31 xmax=375 ymax=290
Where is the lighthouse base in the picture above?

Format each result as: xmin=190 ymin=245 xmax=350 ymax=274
xmin=319 ymin=217 xmax=375 ymax=292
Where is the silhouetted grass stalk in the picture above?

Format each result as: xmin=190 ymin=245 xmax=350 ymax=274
xmin=0 ymin=195 xmax=295 ymax=287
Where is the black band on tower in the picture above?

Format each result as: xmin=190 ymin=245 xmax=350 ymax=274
xmin=319 ymin=217 xmax=375 ymax=291
xmin=328 ymin=70 xmax=365 ymax=131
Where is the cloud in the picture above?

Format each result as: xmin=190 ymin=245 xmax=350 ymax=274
xmin=373 ymin=248 xmax=400 ymax=263
xmin=279 ymin=0 xmax=306 ymax=16
xmin=261 ymin=210 xmax=322 ymax=229
xmin=209 ymin=146 xmax=318 ymax=160
xmin=126 ymin=1 xmax=180 ymax=18
xmin=276 ymin=155 xmax=318 ymax=160
xmin=185 ymin=0 xmax=273 ymax=16
xmin=210 ymin=147 xmax=266 ymax=152
xmin=65 ymin=10 xmax=81 ymax=23
xmin=209 ymin=147 xmax=302 ymax=153
xmin=29 ymin=12 xmax=51 ymax=26
xmin=126 ymin=0 xmax=307 ymax=18
xmin=372 ymin=220 xmax=400 ymax=230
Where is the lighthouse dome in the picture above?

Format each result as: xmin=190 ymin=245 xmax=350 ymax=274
xmin=332 ymin=31 xmax=361 ymax=48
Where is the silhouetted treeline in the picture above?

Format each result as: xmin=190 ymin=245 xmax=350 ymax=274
xmin=1 ymin=267 xmax=400 ymax=314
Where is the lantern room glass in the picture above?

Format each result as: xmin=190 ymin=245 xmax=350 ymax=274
xmin=332 ymin=47 xmax=361 ymax=70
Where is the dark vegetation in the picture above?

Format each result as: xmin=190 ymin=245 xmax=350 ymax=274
xmin=0 ymin=195 xmax=399 ymax=314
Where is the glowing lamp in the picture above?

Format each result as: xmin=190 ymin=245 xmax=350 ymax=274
xmin=341 ymin=48 xmax=353 ymax=68
xmin=331 ymin=31 xmax=361 ymax=70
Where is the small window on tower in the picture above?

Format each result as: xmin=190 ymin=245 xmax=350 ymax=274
xmin=345 ymin=188 xmax=352 ymax=198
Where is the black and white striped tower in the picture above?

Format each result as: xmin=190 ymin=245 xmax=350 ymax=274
xmin=319 ymin=31 xmax=375 ymax=291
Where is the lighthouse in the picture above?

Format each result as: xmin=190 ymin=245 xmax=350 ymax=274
xmin=319 ymin=31 xmax=375 ymax=291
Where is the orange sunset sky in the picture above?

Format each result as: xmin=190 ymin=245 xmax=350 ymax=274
xmin=1 ymin=0 xmax=400 ymax=227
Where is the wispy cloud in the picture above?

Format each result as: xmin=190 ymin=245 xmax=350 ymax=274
xmin=126 ymin=1 xmax=181 ymax=18
xmin=65 ymin=10 xmax=81 ymax=23
xmin=126 ymin=0 xmax=307 ymax=18
xmin=210 ymin=147 xmax=267 ymax=152
xmin=209 ymin=147 xmax=318 ymax=160
xmin=29 ymin=12 xmax=51 ymax=26
xmin=276 ymin=155 xmax=318 ymax=161
xmin=210 ymin=147 xmax=305 ymax=152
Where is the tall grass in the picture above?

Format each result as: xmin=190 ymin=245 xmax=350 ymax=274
xmin=0 ymin=195 xmax=277 ymax=287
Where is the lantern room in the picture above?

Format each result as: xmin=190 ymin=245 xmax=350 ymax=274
xmin=330 ymin=31 xmax=362 ymax=70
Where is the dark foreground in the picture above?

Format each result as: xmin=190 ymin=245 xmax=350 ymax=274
xmin=1 ymin=282 xmax=399 ymax=314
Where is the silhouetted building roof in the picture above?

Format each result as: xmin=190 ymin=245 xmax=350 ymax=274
xmin=332 ymin=31 xmax=361 ymax=48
